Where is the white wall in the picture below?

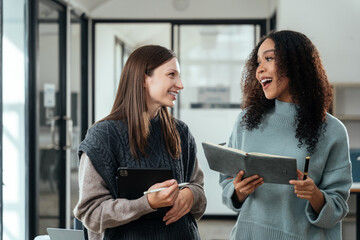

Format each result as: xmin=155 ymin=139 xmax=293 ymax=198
xmin=3 ymin=0 xmax=26 ymax=239
xmin=95 ymin=25 xmax=117 ymax=121
xmin=94 ymin=24 xmax=143 ymax=121
xmin=276 ymin=0 xmax=360 ymax=84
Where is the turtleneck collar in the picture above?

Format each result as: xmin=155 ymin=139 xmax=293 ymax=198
xmin=274 ymin=99 xmax=298 ymax=116
xmin=267 ymin=99 xmax=298 ymax=128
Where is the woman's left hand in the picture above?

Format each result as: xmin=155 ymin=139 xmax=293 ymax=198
xmin=289 ymin=169 xmax=325 ymax=214
xmin=163 ymin=188 xmax=194 ymax=225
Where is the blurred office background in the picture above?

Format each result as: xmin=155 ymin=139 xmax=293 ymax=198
xmin=2 ymin=0 xmax=360 ymax=239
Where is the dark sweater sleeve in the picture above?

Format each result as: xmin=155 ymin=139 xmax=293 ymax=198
xmin=74 ymin=154 xmax=156 ymax=233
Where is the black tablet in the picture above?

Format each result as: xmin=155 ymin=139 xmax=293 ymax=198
xmin=116 ymin=167 xmax=173 ymax=199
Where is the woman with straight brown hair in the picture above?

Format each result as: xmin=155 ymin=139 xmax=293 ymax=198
xmin=74 ymin=45 xmax=206 ymax=240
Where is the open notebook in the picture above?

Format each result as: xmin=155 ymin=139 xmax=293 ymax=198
xmin=202 ymin=142 xmax=297 ymax=184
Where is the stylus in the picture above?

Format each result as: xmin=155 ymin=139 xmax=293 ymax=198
xmin=143 ymin=182 xmax=189 ymax=195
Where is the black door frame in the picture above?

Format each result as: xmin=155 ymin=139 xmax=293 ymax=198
xmin=27 ymin=0 xmax=67 ymax=238
xmin=27 ymin=0 xmax=38 ymax=238
xmin=80 ymin=14 xmax=89 ymax=140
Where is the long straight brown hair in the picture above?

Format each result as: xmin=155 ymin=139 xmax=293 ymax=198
xmin=101 ymin=45 xmax=181 ymax=159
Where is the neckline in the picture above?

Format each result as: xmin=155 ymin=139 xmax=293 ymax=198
xmin=274 ymin=99 xmax=298 ymax=116
xmin=150 ymin=113 xmax=160 ymax=124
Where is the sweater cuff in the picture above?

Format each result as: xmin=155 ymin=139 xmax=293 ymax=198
xmin=225 ymin=184 xmax=242 ymax=211
xmin=305 ymin=190 xmax=331 ymax=228
xmin=182 ymin=185 xmax=206 ymax=220
xmin=231 ymin=191 xmax=243 ymax=209
xmin=184 ymin=185 xmax=197 ymax=203
xmin=121 ymin=195 xmax=157 ymax=215
xmin=142 ymin=195 xmax=158 ymax=212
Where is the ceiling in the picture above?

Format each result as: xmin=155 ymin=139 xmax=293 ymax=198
xmin=67 ymin=0 xmax=110 ymax=13
xmin=65 ymin=0 xmax=275 ymax=48
xmin=67 ymin=0 xmax=276 ymax=19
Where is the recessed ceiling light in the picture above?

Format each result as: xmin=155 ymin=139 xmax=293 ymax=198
xmin=172 ymin=0 xmax=190 ymax=11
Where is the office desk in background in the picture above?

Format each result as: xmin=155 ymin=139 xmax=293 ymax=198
xmin=351 ymin=182 xmax=360 ymax=240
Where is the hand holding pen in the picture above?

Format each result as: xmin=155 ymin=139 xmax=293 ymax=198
xmin=289 ymin=156 xmax=314 ymax=195
xmin=146 ymin=179 xmax=183 ymax=209
xmin=144 ymin=182 xmax=189 ymax=195
xmin=289 ymin=156 xmax=325 ymax=214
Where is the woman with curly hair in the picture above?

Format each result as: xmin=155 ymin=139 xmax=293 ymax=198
xmin=220 ymin=30 xmax=352 ymax=239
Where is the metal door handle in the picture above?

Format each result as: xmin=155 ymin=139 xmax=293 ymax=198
xmin=63 ymin=116 xmax=73 ymax=150
xmin=50 ymin=116 xmax=61 ymax=150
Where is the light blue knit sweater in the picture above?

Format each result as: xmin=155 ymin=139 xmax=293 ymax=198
xmin=220 ymin=100 xmax=352 ymax=240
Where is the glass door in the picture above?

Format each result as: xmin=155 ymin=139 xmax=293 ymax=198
xmin=37 ymin=0 xmax=67 ymax=234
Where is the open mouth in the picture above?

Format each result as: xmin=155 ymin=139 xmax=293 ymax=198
xmin=261 ymin=78 xmax=272 ymax=87
xmin=168 ymin=91 xmax=178 ymax=97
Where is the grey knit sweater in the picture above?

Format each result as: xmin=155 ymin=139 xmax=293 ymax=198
xmin=220 ymin=100 xmax=352 ymax=240
xmin=74 ymin=116 xmax=206 ymax=239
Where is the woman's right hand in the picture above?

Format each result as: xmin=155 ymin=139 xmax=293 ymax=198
xmin=233 ymin=171 xmax=264 ymax=202
xmin=147 ymin=179 xmax=180 ymax=209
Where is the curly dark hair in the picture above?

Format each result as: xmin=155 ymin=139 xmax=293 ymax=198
xmin=241 ymin=30 xmax=333 ymax=155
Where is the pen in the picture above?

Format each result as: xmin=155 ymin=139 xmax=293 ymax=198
xmin=143 ymin=182 xmax=189 ymax=195
xmin=303 ymin=156 xmax=310 ymax=180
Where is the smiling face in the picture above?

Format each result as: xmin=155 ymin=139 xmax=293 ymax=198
xmin=144 ymin=57 xmax=183 ymax=118
xmin=256 ymin=38 xmax=292 ymax=102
